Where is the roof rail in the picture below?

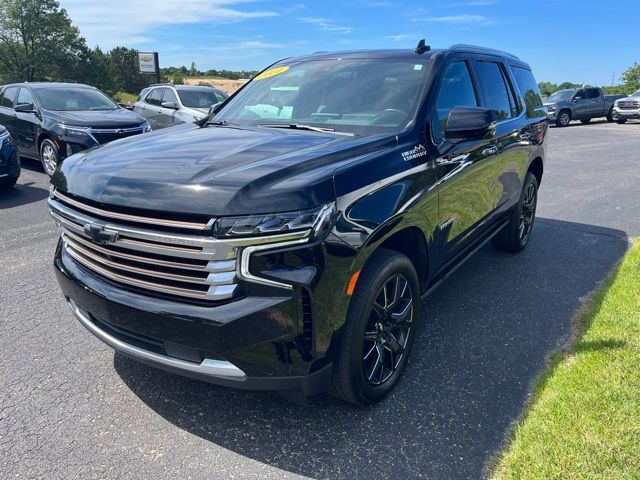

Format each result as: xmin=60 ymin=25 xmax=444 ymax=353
xmin=450 ymin=44 xmax=519 ymax=60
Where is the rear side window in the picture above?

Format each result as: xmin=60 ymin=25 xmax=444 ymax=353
xmin=435 ymin=61 xmax=478 ymax=135
xmin=475 ymin=62 xmax=514 ymax=121
xmin=510 ymin=66 xmax=543 ymax=118
xmin=1 ymin=86 xmax=18 ymax=108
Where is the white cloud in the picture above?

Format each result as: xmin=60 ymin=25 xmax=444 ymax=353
xmin=386 ymin=34 xmax=410 ymax=42
xmin=59 ymin=0 xmax=278 ymax=49
xmin=296 ymin=17 xmax=353 ymax=34
xmin=417 ymin=14 xmax=495 ymax=26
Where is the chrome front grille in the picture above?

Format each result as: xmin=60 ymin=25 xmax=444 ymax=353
xmin=619 ymin=100 xmax=640 ymax=110
xmin=48 ymin=190 xmax=311 ymax=302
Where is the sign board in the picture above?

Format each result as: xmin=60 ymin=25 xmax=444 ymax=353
xmin=138 ymin=52 xmax=157 ymax=74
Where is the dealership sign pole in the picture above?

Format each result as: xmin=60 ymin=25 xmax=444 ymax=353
xmin=138 ymin=52 xmax=160 ymax=83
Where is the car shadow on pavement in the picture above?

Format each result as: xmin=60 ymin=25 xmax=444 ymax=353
xmin=0 ymin=180 xmax=49 ymax=209
xmin=114 ymin=217 xmax=628 ymax=480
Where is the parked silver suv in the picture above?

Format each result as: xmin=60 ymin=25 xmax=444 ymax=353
xmin=133 ymin=84 xmax=229 ymax=130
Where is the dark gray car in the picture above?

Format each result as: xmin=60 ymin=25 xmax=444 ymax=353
xmin=133 ymin=84 xmax=228 ymax=130
xmin=543 ymin=86 xmax=625 ymax=127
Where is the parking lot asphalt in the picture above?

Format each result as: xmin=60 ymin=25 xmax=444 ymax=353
xmin=1 ymin=121 xmax=639 ymax=480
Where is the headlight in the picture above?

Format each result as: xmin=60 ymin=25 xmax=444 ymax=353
xmin=213 ymin=203 xmax=336 ymax=238
xmin=58 ymin=124 xmax=91 ymax=136
xmin=0 ymin=130 xmax=10 ymax=145
xmin=545 ymin=103 xmax=556 ymax=112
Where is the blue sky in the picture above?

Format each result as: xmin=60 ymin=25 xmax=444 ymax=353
xmin=60 ymin=0 xmax=639 ymax=86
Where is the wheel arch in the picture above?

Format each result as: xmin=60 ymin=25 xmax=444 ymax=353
xmin=528 ymin=156 xmax=543 ymax=187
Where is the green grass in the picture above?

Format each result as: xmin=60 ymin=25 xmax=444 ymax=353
xmin=491 ymin=241 xmax=640 ymax=480
xmin=113 ymin=91 xmax=137 ymax=104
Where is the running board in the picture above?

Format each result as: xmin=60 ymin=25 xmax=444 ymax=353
xmin=421 ymin=220 xmax=508 ymax=300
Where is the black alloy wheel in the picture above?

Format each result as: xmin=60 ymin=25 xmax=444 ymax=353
xmin=329 ymin=249 xmax=420 ymax=405
xmin=493 ymin=172 xmax=538 ymax=253
xmin=362 ymin=274 xmax=414 ymax=385
xmin=518 ymin=181 xmax=537 ymax=245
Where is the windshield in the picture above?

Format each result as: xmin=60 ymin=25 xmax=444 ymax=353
xmin=630 ymin=91 xmax=640 ymax=98
xmin=178 ymin=89 xmax=228 ymax=109
xmin=214 ymin=58 xmax=430 ymax=134
xmin=545 ymin=89 xmax=576 ymax=102
xmin=35 ymin=87 xmax=118 ymax=111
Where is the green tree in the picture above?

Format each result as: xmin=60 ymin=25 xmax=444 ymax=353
xmin=537 ymin=81 xmax=558 ymax=97
xmin=0 ymin=0 xmax=88 ymax=82
xmin=108 ymin=46 xmax=148 ymax=94
xmin=188 ymin=61 xmax=198 ymax=76
xmin=621 ymin=62 xmax=640 ymax=92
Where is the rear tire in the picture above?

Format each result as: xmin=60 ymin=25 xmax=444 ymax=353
xmin=555 ymin=110 xmax=571 ymax=127
xmin=493 ymin=172 xmax=538 ymax=253
xmin=580 ymin=118 xmax=591 ymax=124
xmin=40 ymin=139 xmax=60 ymax=176
xmin=329 ymin=249 xmax=420 ymax=405
xmin=617 ymin=119 xmax=627 ymax=124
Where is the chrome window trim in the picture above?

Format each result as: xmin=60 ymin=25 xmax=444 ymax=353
xmin=67 ymin=299 xmax=246 ymax=378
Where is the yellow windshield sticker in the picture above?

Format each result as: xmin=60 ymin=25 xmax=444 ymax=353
xmin=254 ymin=66 xmax=289 ymax=80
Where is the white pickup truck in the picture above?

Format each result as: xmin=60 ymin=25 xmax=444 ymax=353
xmin=612 ymin=90 xmax=640 ymax=124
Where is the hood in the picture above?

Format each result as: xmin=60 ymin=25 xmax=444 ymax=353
xmin=45 ymin=108 xmax=145 ymax=129
xmin=54 ymin=123 xmax=391 ymax=216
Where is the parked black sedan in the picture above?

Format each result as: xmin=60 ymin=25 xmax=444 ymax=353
xmin=0 ymin=82 xmax=150 ymax=176
xmin=0 ymin=124 xmax=20 ymax=189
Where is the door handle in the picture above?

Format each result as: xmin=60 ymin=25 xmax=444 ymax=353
xmin=518 ymin=132 xmax=531 ymax=141
xmin=481 ymin=146 xmax=498 ymax=157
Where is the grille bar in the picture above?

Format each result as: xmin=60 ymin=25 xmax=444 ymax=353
xmin=48 ymin=191 xmax=311 ymax=302
xmin=54 ymin=189 xmax=212 ymax=231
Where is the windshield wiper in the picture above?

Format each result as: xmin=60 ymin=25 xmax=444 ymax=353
xmin=260 ymin=123 xmax=355 ymax=136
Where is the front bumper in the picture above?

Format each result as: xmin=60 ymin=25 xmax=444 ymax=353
xmin=54 ymin=240 xmax=335 ymax=395
xmin=546 ymin=111 xmax=557 ymax=121
xmin=0 ymin=141 xmax=20 ymax=178
xmin=612 ymin=108 xmax=640 ymax=119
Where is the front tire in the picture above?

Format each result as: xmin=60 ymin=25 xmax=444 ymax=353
xmin=555 ymin=110 xmax=571 ymax=127
xmin=329 ymin=249 xmax=420 ymax=405
xmin=493 ymin=172 xmax=538 ymax=253
xmin=40 ymin=139 xmax=60 ymax=176
xmin=617 ymin=119 xmax=627 ymax=124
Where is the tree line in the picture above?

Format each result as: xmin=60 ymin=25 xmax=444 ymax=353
xmin=0 ymin=0 xmax=256 ymax=96
xmin=538 ymin=64 xmax=640 ymax=97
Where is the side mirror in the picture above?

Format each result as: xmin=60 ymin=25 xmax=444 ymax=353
xmin=161 ymin=101 xmax=178 ymax=109
xmin=208 ymin=102 xmax=223 ymax=116
xmin=15 ymin=103 xmax=36 ymax=113
xmin=444 ymin=106 xmax=497 ymax=141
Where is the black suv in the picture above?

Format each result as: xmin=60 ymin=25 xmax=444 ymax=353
xmin=0 ymin=82 xmax=150 ymax=176
xmin=49 ymin=43 xmax=547 ymax=405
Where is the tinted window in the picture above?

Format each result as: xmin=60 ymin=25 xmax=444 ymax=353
xmin=574 ymin=89 xmax=585 ymax=99
xmin=145 ymin=89 xmax=163 ymax=106
xmin=177 ymin=88 xmax=226 ymax=108
xmin=586 ymin=88 xmax=600 ymax=99
xmin=476 ymin=62 xmax=513 ymax=120
xmin=1 ymin=87 xmax=18 ymax=108
xmin=162 ymin=88 xmax=178 ymax=105
xmin=435 ymin=61 xmax=478 ymax=134
xmin=17 ymin=87 xmax=34 ymax=107
xmin=511 ymin=66 xmax=543 ymax=118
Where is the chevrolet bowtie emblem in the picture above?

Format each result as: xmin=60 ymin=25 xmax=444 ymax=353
xmin=83 ymin=222 xmax=119 ymax=245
